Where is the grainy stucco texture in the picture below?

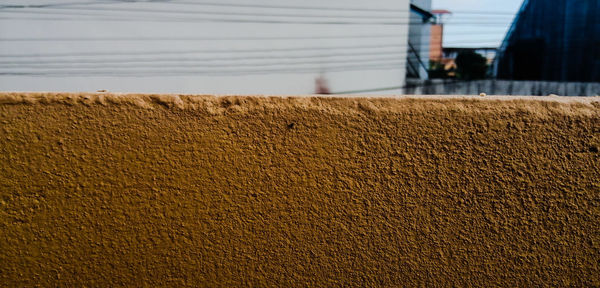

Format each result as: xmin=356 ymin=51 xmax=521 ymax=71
xmin=0 ymin=93 xmax=599 ymax=287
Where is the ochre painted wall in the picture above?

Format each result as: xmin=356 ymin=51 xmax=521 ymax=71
xmin=1 ymin=93 xmax=599 ymax=286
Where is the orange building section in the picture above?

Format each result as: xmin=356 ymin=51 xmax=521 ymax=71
xmin=430 ymin=24 xmax=444 ymax=62
xmin=1 ymin=93 xmax=599 ymax=286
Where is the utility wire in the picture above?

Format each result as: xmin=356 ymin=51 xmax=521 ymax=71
xmin=0 ymin=1 xmax=523 ymax=16
xmin=0 ymin=5 xmax=412 ymax=25
xmin=0 ymin=51 xmax=489 ymax=75
xmin=1 ymin=50 xmax=409 ymax=66
xmin=1 ymin=54 xmax=409 ymax=70
xmin=0 ymin=43 xmax=409 ymax=58
xmin=0 ymin=40 xmax=478 ymax=58
xmin=0 ymin=7 xmax=523 ymax=25
xmin=0 ymin=6 xmax=406 ymax=20
xmin=2 ymin=53 xmax=439 ymax=69
xmin=0 ymin=29 xmax=515 ymax=42
xmin=0 ymin=35 xmax=507 ymax=42
xmin=0 ymin=44 xmax=504 ymax=65
xmin=0 ymin=15 xmax=520 ymax=26
xmin=0 ymin=39 xmax=505 ymax=65
xmin=0 ymin=34 xmax=404 ymax=42
xmin=168 ymin=0 xmax=522 ymax=16
xmin=0 ymin=1 xmax=101 ymax=9
xmin=0 ymin=15 xmax=430 ymax=25
xmin=165 ymin=0 xmax=409 ymax=13
xmin=1 ymin=5 xmax=525 ymax=21
xmin=0 ymin=8 xmax=521 ymax=23
xmin=1 ymin=48 xmax=502 ymax=68
xmin=0 ymin=1 xmax=408 ymax=13
xmin=4 ymin=47 xmax=586 ymax=78
xmin=0 ymin=61 xmax=407 ymax=77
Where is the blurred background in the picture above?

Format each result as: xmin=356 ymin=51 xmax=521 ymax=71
xmin=0 ymin=0 xmax=598 ymax=95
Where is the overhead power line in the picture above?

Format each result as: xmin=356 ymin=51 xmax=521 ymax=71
xmin=0 ymin=1 xmax=97 ymax=9
xmin=0 ymin=1 xmax=523 ymax=16
xmin=0 ymin=38 xmax=507 ymax=60
xmin=0 ymin=6 xmax=406 ymax=20
xmin=1 ymin=44 xmax=503 ymax=74
xmin=1 ymin=50 xmax=408 ymax=66
xmin=2 ymin=54 xmax=408 ymax=71
xmin=1 ymin=53 xmax=438 ymax=69
xmin=0 ymin=4 xmax=412 ymax=25
xmin=0 ymin=43 xmax=407 ymax=58
xmin=0 ymin=60 xmax=407 ymax=77
xmin=0 ymin=34 xmax=403 ymax=42
xmin=3 ymin=46 xmax=586 ymax=78
xmin=0 ymin=41 xmax=474 ymax=59
xmin=0 ymin=0 xmax=410 ymax=14
xmin=166 ymin=0 xmax=408 ymax=13
xmin=0 ymin=5 xmax=523 ymax=25
xmin=165 ymin=1 xmax=521 ymax=16
xmin=0 ymin=15 xmax=519 ymax=26
xmin=0 ymin=34 xmax=508 ymax=42
xmin=0 ymin=15 xmax=426 ymax=25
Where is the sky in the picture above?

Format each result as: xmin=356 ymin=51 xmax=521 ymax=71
xmin=433 ymin=0 xmax=524 ymax=47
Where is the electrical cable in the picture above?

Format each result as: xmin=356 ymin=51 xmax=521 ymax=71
xmin=0 ymin=60 xmax=407 ymax=77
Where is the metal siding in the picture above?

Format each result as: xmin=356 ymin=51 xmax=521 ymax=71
xmin=496 ymin=0 xmax=599 ymax=82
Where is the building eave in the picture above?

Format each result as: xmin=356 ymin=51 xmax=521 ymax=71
xmin=410 ymin=4 xmax=434 ymax=22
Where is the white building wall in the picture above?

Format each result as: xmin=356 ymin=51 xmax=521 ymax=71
xmin=0 ymin=0 xmax=411 ymax=95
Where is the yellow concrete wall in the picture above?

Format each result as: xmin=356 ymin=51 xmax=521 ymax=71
xmin=1 ymin=93 xmax=599 ymax=287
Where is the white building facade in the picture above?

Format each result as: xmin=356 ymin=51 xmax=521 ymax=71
xmin=0 ymin=0 xmax=431 ymax=95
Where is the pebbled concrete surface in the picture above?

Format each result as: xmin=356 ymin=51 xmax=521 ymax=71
xmin=0 ymin=93 xmax=599 ymax=287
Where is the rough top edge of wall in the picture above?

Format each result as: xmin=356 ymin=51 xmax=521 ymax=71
xmin=0 ymin=92 xmax=598 ymax=117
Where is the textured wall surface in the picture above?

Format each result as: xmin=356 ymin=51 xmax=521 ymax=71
xmin=1 ymin=93 xmax=599 ymax=287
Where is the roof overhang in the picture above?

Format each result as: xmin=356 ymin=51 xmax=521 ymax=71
xmin=410 ymin=4 xmax=434 ymax=22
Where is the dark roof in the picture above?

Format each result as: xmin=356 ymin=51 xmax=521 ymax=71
xmin=410 ymin=4 xmax=434 ymax=21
